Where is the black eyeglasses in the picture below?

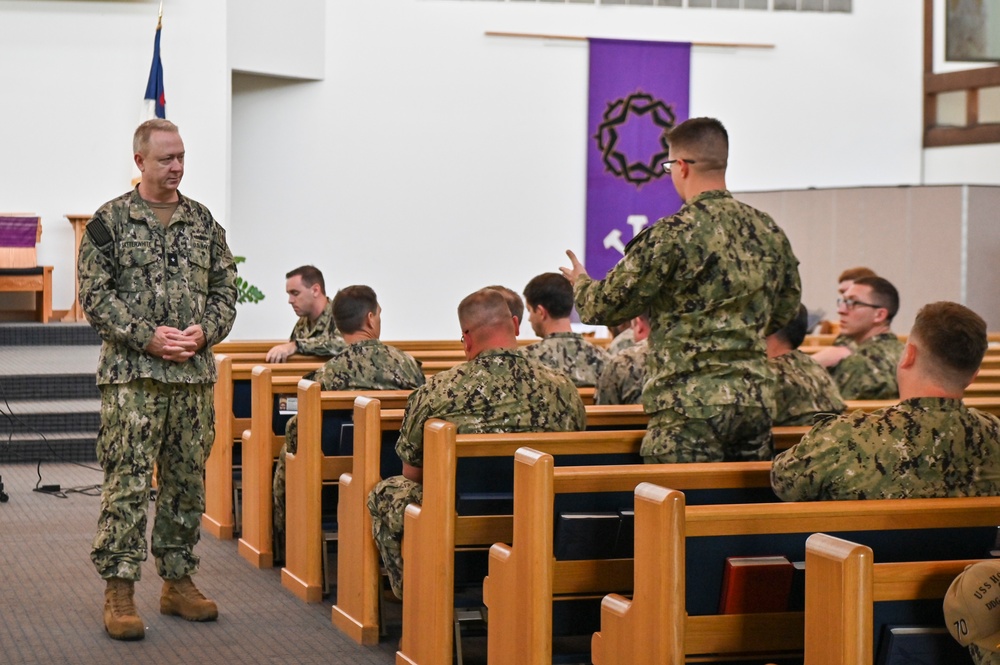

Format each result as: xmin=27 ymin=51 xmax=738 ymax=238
xmin=837 ymin=297 xmax=882 ymax=311
xmin=662 ymin=158 xmax=697 ymax=174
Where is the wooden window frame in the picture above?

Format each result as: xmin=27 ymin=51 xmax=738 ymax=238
xmin=924 ymin=0 xmax=1000 ymax=147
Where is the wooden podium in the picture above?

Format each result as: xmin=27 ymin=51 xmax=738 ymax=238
xmin=64 ymin=214 xmax=90 ymax=322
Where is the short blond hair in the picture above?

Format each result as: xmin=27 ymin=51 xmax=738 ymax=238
xmin=133 ymin=119 xmax=179 ymax=155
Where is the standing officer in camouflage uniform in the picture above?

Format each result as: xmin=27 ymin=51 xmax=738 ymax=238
xmin=522 ymin=272 xmax=609 ymax=387
xmin=767 ymin=304 xmax=845 ymax=426
xmin=367 ymin=288 xmax=586 ymax=599
xmin=811 ymin=276 xmax=903 ymax=400
xmin=79 ymin=119 xmax=238 ymax=640
xmin=595 ymin=312 xmax=651 ymax=405
xmin=272 ymin=285 xmax=425 ymax=559
xmin=771 ymin=301 xmax=1000 ymax=501
xmin=265 ymin=265 xmax=345 ymax=362
xmin=562 ymin=117 xmax=801 ymax=463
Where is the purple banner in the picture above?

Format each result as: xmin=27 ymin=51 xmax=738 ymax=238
xmin=585 ymin=39 xmax=690 ymax=280
xmin=0 ymin=217 xmax=38 ymax=248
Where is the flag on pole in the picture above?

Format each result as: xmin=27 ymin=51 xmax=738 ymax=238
xmin=143 ymin=13 xmax=166 ymax=119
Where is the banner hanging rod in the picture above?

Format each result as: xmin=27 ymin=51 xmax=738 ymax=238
xmin=484 ymin=31 xmax=774 ymax=49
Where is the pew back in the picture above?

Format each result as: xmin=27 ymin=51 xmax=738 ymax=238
xmin=280 ymin=383 xmax=411 ymax=601
xmin=590 ymin=480 xmax=1000 ymax=665
xmin=803 ymin=533 xmax=982 ymax=665
xmin=398 ymin=421 xmax=718 ymax=665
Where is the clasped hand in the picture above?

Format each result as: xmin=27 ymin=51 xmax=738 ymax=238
xmin=146 ymin=325 xmax=205 ymax=362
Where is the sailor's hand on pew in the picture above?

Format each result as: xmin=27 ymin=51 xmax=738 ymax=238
xmin=266 ymin=341 xmax=297 ymax=363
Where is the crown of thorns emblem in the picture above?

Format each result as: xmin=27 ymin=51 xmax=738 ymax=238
xmin=594 ymin=91 xmax=677 ymax=187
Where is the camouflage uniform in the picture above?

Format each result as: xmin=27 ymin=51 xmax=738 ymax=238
xmin=573 ymin=189 xmax=801 ymax=463
xmin=521 ymin=332 xmax=609 ymax=387
xmin=272 ymin=339 xmax=424 ymax=556
xmin=289 ymin=299 xmax=346 ymax=357
xmin=367 ymin=349 xmax=586 ymax=598
xmin=595 ymin=339 xmax=649 ymax=405
xmin=769 ymin=349 xmax=846 ymax=426
xmin=607 ymin=327 xmax=637 ymax=355
xmin=832 ymin=333 xmax=856 ymax=350
xmin=770 ymin=397 xmax=1000 ymax=501
xmin=79 ymin=188 xmax=237 ymax=581
xmin=829 ymin=332 xmax=904 ymax=400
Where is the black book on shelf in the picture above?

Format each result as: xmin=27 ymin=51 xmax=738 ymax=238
xmin=553 ymin=512 xmax=621 ymax=561
xmin=875 ymin=625 xmax=970 ymax=665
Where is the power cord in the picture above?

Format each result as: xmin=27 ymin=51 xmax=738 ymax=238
xmin=0 ymin=375 xmax=101 ymax=500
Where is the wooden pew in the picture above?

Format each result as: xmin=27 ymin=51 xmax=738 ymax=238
xmin=963 ymin=382 xmax=1000 ymax=398
xmin=332 ymin=405 xmax=811 ymax=647
xmin=587 ymin=484 xmax=1000 ymax=665
xmin=204 ymin=357 xmax=323 ymax=540
xmin=397 ymin=422 xmax=659 ymax=665
xmin=236 ymin=366 xmax=309 ymax=565
xmin=203 ymin=354 xmax=235 ymax=538
xmin=331 ymin=400 xmax=653 ymax=644
xmin=485 ymin=455 xmax=778 ymax=665
xmin=279 ymin=382 xmax=411 ymax=598
xmin=213 ymin=339 xmax=465 ymax=355
xmin=803 ymin=533 xmax=981 ymax=665
xmin=212 ymin=354 xmax=324 ymax=455
xmin=332 ymin=397 xmax=396 ymax=644
xmin=486 ymin=451 xmax=777 ymax=665
xmin=774 ymin=425 xmax=811 ymax=451
xmin=236 ymin=368 xmax=411 ymax=569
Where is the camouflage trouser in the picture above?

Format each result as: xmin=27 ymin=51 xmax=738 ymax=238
xmin=367 ymin=475 xmax=423 ymax=599
xmin=271 ymin=415 xmax=298 ymax=562
xmin=91 ymin=379 xmax=215 ymax=582
xmin=642 ymin=405 xmax=773 ymax=463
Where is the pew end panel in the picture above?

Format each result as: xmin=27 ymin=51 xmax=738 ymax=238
xmin=237 ymin=365 xmax=280 ymax=569
xmin=203 ymin=354 xmax=235 ymax=539
xmin=804 ymin=532 xmax=988 ymax=665
xmin=283 ymin=389 xmax=410 ymax=605
xmin=590 ymin=482 xmax=686 ymax=665
xmin=484 ymin=448 xmax=558 ymax=664
xmin=282 ymin=379 xmax=326 ymax=603
xmin=398 ymin=420 xmax=459 ymax=664
xmin=331 ymin=396 xmax=385 ymax=644
xmin=803 ymin=533 xmax=873 ymax=665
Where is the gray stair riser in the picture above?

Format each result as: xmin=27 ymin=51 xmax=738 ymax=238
xmin=0 ymin=439 xmax=97 ymax=463
xmin=0 ymin=323 xmax=101 ymax=347
xmin=0 ymin=323 xmax=103 ymax=463
xmin=0 ymin=412 xmax=100 ymax=434
xmin=0 ymin=375 xmax=99 ymax=400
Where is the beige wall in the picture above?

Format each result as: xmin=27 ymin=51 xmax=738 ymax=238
xmin=736 ymin=185 xmax=999 ymax=333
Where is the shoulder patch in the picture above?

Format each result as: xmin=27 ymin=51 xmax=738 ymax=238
xmin=86 ymin=218 xmax=113 ymax=249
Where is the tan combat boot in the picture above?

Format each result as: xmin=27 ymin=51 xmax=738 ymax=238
xmin=103 ymin=577 xmax=145 ymax=641
xmin=160 ymin=575 xmax=218 ymax=621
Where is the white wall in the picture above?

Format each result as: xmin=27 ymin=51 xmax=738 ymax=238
xmin=0 ymin=0 xmax=229 ymax=317
xmin=230 ymin=0 xmax=926 ymax=340
xmin=229 ymin=0 xmax=325 ymax=80
xmin=5 ymin=0 xmax=977 ymax=341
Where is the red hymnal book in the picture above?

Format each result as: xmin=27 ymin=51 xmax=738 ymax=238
xmin=717 ymin=555 xmax=795 ymax=614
